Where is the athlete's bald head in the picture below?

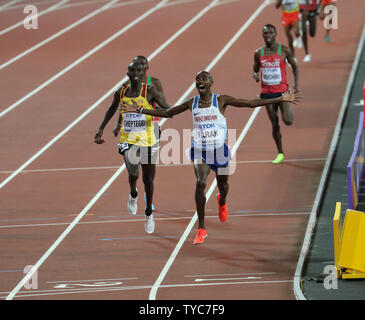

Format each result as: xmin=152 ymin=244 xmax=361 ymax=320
xmin=134 ymin=55 xmax=148 ymax=64
xmin=196 ymin=70 xmax=213 ymax=82
xmin=133 ymin=55 xmax=149 ymax=73
xmin=128 ymin=60 xmax=142 ymax=71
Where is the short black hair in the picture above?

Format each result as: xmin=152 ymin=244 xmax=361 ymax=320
xmin=134 ymin=55 xmax=148 ymax=64
xmin=263 ymin=24 xmax=276 ymax=32
xmin=128 ymin=60 xmax=142 ymax=70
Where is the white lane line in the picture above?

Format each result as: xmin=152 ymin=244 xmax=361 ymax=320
xmin=0 ymin=212 xmax=310 ymax=229
xmin=0 ymin=0 xmax=218 ymax=188
xmin=150 ymin=113 xmax=264 ymax=300
xmin=0 ymin=0 xmax=221 ymax=190
xmin=62 ymin=0 xmax=121 ymax=10
xmin=0 ymin=0 xmax=169 ymax=190
xmin=0 ymin=0 xmax=208 ymax=111
xmin=149 ymin=0 xmax=271 ymax=300
xmin=0 ymin=0 xmax=121 ymax=70
xmin=293 ymin=24 xmax=365 ymax=300
xmin=184 ymin=272 xmax=277 ymax=277
xmin=111 ymin=0 xmax=156 ymax=9
xmin=0 ymin=0 xmax=109 ymax=12
xmin=0 ymin=158 xmax=326 ymax=174
xmin=46 ymin=277 xmax=138 ymax=283
xmin=148 ymin=0 xmax=272 ymax=301
xmin=195 ymin=277 xmax=263 ymax=282
xmin=0 ymin=0 xmax=20 ymax=11
xmin=4 ymin=0 xmax=221 ymax=300
xmin=0 ymin=0 xmax=69 ymax=35
xmin=1 ymin=279 xmax=293 ymax=299
xmin=3 ymin=163 xmax=124 ymax=301
xmin=163 ymin=0 xmax=200 ymax=7
xmin=0 ymin=0 xmax=167 ymax=118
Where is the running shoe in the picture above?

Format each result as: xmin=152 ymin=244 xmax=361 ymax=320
xmin=296 ymin=36 xmax=303 ymax=48
xmin=272 ymin=153 xmax=285 ymax=164
xmin=145 ymin=214 xmax=155 ymax=234
xmin=303 ymin=54 xmax=311 ymax=62
xmin=127 ymin=189 xmax=138 ymax=216
xmin=144 ymin=193 xmax=155 ymax=211
xmin=217 ymin=193 xmax=228 ymax=222
xmin=193 ymin=228 xmax=207 ymax=245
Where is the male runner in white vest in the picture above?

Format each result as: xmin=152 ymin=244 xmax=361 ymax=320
xmin=123 ymin=71 xmax=302 ymax=244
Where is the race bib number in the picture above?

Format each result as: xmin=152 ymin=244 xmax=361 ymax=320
xmin=262 ymin=67 xmax=282 ymax=86
xmin=123 ymin=113 xmax=146 ymax=133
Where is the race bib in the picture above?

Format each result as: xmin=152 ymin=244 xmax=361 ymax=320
xmin=282 ymin=0 xmax=298 ymax=10
xmin=262 ymin=67 xmax=282 ymax=86
xmin=123 ymin=113 xmax=146 ymax=133
xmin=193 ymin=125 xmax=224 ymax=147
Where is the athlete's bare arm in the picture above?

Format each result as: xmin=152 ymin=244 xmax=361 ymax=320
xmin=123 ymin=96 xmax=192 ymax=118
xmin=148 ymin=86 xmax=170 ymax=110
xmin=253 ymin=50 xmax=261 ymax=82
xmin=95 ymin=89 xmax=121 ymax=143
xmin=283 ymin=45 xmax=299 ymax=92
xmin=151 ymin=77 xmax=164 ymax=94
xmin=151 ymin=78 xmax=168 ymax=110
xmin=219 ymin=92 xmax=302 ymax=112
xmin=113 ymin=78 xmax=167 ymax=136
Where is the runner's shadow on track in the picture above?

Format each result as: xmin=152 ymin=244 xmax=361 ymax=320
xmin=146 ymin=232 xmax=181 ymax=250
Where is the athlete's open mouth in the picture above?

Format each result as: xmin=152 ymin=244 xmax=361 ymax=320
xmin=198 ymin=84 xmax=206 ymax=92
xmin=130 ymin=75 xmax=140 ymax=83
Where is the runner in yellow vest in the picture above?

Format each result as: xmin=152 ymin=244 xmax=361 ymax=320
xmin=113 ymin=55 xmax=165 ymax=137
xmin=94 ymin=61 xmax=169 ymax=234
xmin=113 ymin=56 xmax=166 ymax=211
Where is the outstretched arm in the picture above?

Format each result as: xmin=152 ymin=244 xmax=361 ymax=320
xmin=123 ymin=96 xmax=192 ymax=118
xmin=221 ymin=92 xmax=303 ymax=109
xmin=113 ymin=81 xmax=168 ymax=136
xmin=284 ymin=46 xmax=299 ymax=92
xmin=95 ymin=91 xmax=120 ymax=144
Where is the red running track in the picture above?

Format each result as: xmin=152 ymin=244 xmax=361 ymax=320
xmin=0 ymin=0 xmax=364 ymax=300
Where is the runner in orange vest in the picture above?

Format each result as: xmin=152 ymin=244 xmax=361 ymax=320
xmin=276 ymin=0 xmax=302 ymax=57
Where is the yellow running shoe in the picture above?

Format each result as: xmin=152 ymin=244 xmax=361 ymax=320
xmin=272 ymin=153 xmax=284 ymax=164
